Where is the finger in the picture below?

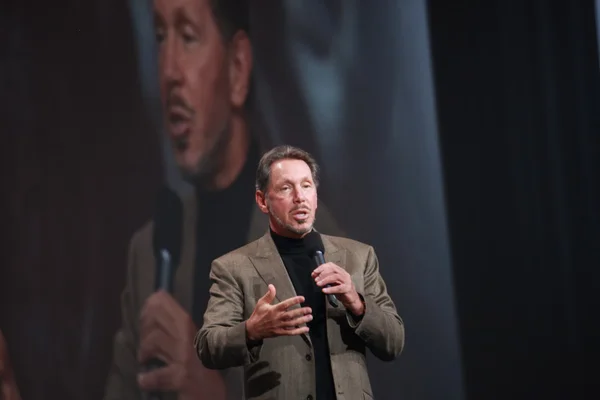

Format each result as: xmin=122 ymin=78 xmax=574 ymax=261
xmin=314 ymin=269 xmax=335 ymax=283
xmin=138 ymin=329 xmax=174 ymax=364
xmin=140 ymin=314 xmax=176 ymax=344
xmin=311 ymin=265 xmax=326 ymax=277
xmin=311 ymin=262 xmax=338 ymax=277
xmin=137 ymin=364 xmax=181 ymax=391
xmin=139 ymin=293 xmax=185 ymax=341
xmin=274 ymin=295 xmax=305 ymax=311
xmin=323 ymin=283 xmax=350 ymax=294
xmin=283 ymin=314 xmax=313 ymax=327
xmin=276 ymin=326 xmax=310 ymax=336
xmin=315 ymin=273 xmax=342 ymax=287
xmin=139 ymin=291 xmax=173 ymax=321
xmin=139 ymin=292 xmax=175 ymax=336
xmin=282 ymin=306 xmax=312 ymax=320
xmin=259 ymin=284 xmax=277 ymax=305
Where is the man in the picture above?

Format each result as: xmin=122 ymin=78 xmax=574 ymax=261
xmin=103 ymin=1 xmax=342 ymax=399
xmin=196 ymin=145 xmax=404 ymax=400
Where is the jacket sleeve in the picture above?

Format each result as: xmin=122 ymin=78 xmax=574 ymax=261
xmin=102 ymin=232 xmax=143 ymax=400
xmin=195 ymin=258 xmax=260 ymax=370
xmin=346 ymin=246 xmax=405 ymax=361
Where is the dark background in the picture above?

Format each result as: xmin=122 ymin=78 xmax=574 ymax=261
xmin=0 ymin=0 xmax=163 ymax=397
xmin=428 ymin=1 xmax=600 ymax=399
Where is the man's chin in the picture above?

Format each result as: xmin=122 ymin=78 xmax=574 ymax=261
xmin=178 ymin=159 xmax=214 ymax=187
xmin=174 ymin=151 xmax=197 ymax=176
xmin=179 ymin=165 xmax=200 ymax=184
xmin=289 ymin=221 xmax=314 ymax=236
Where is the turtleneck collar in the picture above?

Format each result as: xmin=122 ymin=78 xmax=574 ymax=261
xmin=270 ymin=228 xmax=320 ymax=255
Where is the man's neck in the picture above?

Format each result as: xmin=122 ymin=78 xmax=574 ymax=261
xmin=203 ymin=113 xmax=250 ymax=192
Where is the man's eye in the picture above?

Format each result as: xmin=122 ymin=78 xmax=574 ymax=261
xmin=155 ymin=30 xmax=165 ymax=44
xmin=181 ymin=26 xmax=197 ymax=43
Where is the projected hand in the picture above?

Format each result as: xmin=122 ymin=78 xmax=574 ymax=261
xmin=137 ymin=290 xmax=226 ymax=400
xmin=246 ymin=284 xmax=312 ymax=341
xmin=312 ymin=262 xmax=365 ymax=316
xmin=0 ymin=330 xmax=22 ymax=400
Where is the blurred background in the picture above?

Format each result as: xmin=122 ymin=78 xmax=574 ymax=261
xmin=1 ymin=0 xmax=599 ymax=399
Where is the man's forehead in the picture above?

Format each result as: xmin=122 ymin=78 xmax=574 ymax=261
xmin=271 ymin=161 xmax=312 ymax=182
xmin=271 ymin=159 xmax=310 ymax=173
xmin=153 ymin=0 xmax=208 ymax=20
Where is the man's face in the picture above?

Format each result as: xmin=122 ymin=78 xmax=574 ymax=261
xmin=154 ymin=0 xmax=232 ymax=181
xmin=259 ymin=159 xmax=318 ymax=238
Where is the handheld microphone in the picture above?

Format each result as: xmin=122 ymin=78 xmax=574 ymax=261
xmin=146 ymin=186 xmax=183 ymax=400
xmin=305 ymin=233 xmax=339 ymax=308
xmin=152 ymin=186 xmax=183 ymax=292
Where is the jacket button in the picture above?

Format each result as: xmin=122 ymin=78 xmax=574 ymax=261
xmin=305 ymin=354 xmax=312 ymax=361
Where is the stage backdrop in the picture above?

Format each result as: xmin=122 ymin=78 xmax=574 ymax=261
xmin=0 ymin=1 xmax=464 ymax=399
xmin=130 ymin=1 xmax=464 ymax=399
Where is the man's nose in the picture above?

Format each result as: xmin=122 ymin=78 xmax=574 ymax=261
xmin=161 ymin=37 xmax=183 ymax=85
xmin=293 ymin=187 xmax=307 ymax=203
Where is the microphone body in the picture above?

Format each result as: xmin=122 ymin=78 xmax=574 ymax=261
xmin=146 ymin=187 xmax=183 ymax=400
xmin=155 ymin=249 xmax=174 ymax=292
xmin=145 ymin=251 xmax=173 ymax=400
xmin=314 ymin=250 xmax=340 ymax=308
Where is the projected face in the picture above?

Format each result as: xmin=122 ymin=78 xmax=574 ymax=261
xmin=257 ymin=159 xmax=318 ymax=238
xmin=153 ymin=0 xmax=235 ymax=184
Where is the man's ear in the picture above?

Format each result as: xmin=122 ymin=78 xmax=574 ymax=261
xmin=255 ymin=190 xmax=269 ymax=214
xmin=228 ymin=30 xmax=253 ymax=108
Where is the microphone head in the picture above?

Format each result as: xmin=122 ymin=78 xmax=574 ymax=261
xmin=304 ymin=231 xmax=325 ymax=257
xmin=152 ymin=186 xmax=183 ymax=266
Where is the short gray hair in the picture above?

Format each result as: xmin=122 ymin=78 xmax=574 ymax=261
xmin=255 ymin=145 xmax=320 ymax=193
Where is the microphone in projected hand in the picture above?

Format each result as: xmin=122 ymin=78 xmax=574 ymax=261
xmin=305 ymin=232 xmax=339 ymax=308
xmin=146 ymin=186 xmax=183 ymax=399
xmin=152 ymin=186 xmax=183 ymax=292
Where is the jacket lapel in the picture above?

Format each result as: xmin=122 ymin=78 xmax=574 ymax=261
xmin=322 ymin=235 xmax=346 ymax=273
xmin=249 ymin=232 xmax=314 ymax=347
xmin=321 ymin=235 xmax=347 ymax=313
xmin=248 ymin=232 xmax=298 ymax=306
xmin=321 ymin=235 xmax=353 ymax=357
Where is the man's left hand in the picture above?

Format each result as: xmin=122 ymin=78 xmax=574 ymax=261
xmin=312 ymin=262 xmax=365 ymax=316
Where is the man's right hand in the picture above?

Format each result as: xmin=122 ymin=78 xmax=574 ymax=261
xmin=0 ymin=330 xmax=22 ymax=400
xmin=245 ymin=284 xmax=312 ymax=341
xmin=137 ymin=291 xmax=226 ymax=400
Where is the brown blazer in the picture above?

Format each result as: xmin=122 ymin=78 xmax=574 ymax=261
xmin=103 ymin=192 xmax=343 ymax=400
xmin=196 ymin=232 xmax=405 ymax=400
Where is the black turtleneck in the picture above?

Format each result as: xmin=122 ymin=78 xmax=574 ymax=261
xmin=270 ymin=229 xmax=337 ymax=400
xmin=191 ymin=139 xmax=259 ymax=326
